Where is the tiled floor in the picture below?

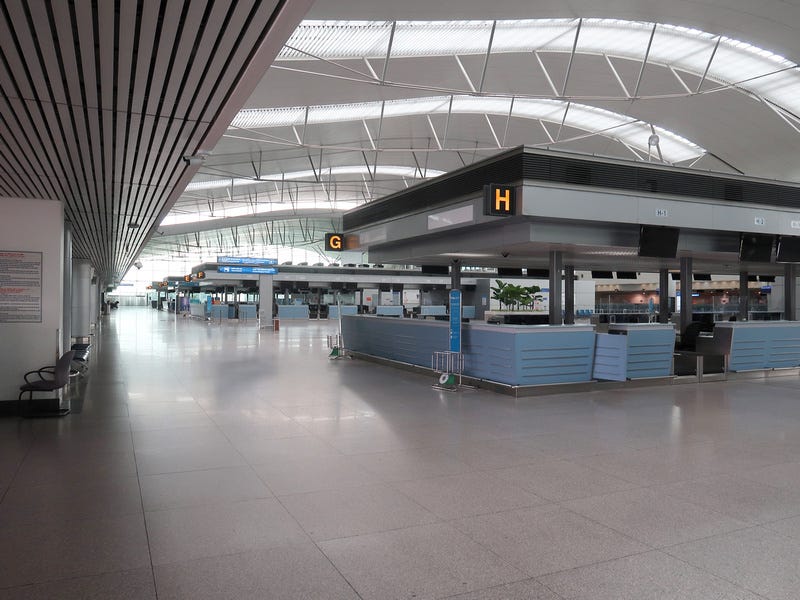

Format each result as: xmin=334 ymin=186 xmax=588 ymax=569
xmin=3 ymin=309 xmax=800 ymax=598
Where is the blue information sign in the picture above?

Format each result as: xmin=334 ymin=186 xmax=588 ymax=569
xmin=218 ymin=266 xmax=277 ymax=274
xmin=216 ymin=256 xmax=277 ymax=265
xmin=449 ymin=290 xmax=461 ymax=353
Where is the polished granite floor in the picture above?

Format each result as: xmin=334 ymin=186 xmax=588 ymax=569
xmin=3 ymin=308 xmax=800 ymax=598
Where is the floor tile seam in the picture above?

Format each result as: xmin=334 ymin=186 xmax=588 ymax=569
xmin=526 ymin=546 xmax=662 ymax=583
xmin=546 ymin=503 xmax=659 ymax=552
xmin=130 ymin=399 xmax=161 ymax=600
xmin=1 ymin=428 xmax=38 ymax=504
xmin=0 ymin=565 xmax=152 ymax=593
xmin=646 ymin=480 xmax=800 ymax=526
xmin=432 ymin=574 xmax=555 ymax=600
xmin=656 ymin=522 xmax=766 ymax=554
xmin=141 ymin=491 xmax=276 ymax=514
xmin=657 ymin=536 xmax=773 ymax=600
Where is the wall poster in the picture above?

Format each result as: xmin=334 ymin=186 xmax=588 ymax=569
xmin=0 ymin=250 xmax=43 ymax=323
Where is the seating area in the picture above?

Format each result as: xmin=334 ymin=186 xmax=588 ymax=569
xmin=17 ymin=349 xmax=75 ymax=417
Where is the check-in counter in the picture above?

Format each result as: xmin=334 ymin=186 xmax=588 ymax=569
xmin=593 ymin=323 xmax=676 ymax=381
xmin=329 ymin=305 xmax=358 ymax=319
xmin=420 ymin=305 xmax=447 ymax=317
xmin=189 ymin=302 xmax=206 ymax=318
xmin=701 ymin=321 xmax=800 ymax=371
xmin=376 ymin=305 xmax=404 ymax=317
xmin=237 ymin=304 xmax=257 ymax=320
xmin=341 ymin=316 xmax=595 ymax=386
xmin=462 ymin=306 xmax=476 ymax=319
xmin=209 ymin=304 xmax=229 ymax=319
xmin=278 ymin=305 xmax=310 ymax=319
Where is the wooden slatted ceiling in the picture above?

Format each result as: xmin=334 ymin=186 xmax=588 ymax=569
xmin=0 ymin=0 xmax=309 ymax=283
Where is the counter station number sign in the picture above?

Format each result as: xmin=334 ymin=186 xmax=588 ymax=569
xmin=484 ymin=184 xmax=516 ymax=216
xmin=325 ymin=233 xmax=344 ymax=251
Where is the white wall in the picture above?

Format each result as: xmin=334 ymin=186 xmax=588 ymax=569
xmin=0 ymin=197 xmax=64 ymax=401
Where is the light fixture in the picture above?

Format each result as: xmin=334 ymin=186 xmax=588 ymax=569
xmin=128 ymin=222 xmax=140 ymax=229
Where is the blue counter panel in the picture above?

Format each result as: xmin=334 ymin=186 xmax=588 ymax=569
xmin=329 ymin=305 xmax=358 ymax=319
xmin=376 ymin=305 xmax=404 ymax=317
xmin=420 ymin=305 xmax=447 ymax=316
xmin=725 ymin=324 xmax=800 ymax=371
xmin=343 ymin=317 xmax=595 ymax=386
xmin=463 ymin=306 xmax=476 ymax=319
xmin=238 ymin=305 xmax=257 ymax=319
xmin=593 ymin=326 xmax=675 ymax=380
xmin=278 ymin=305 xmax=310 ymax=319
xmin=209 ymin=305 xmax=229 ymax=319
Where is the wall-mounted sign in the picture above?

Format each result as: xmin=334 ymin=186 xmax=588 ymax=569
xmin=325 ymin=233 xmax=344 ymax=251
xmin=218 ymin=266 xmax=277 ymax=275
xmin=216 ymin=256 xmax=277 ymax=265
xmin=196 ymin=271 xmax=206 ymax=279
xmin=0 ymin=250 xmax=42 ymax=323
xmin=483 ymin=184 xmax=516 ymax=216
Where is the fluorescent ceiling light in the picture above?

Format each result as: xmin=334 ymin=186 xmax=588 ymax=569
xmin=280 ymin=19 xmax=799 ymax=117
xmin=185 ymin=165 xmax=445 ymax=192
xmin=161 ymin=200 xmax=360 ymax=226
xmin=232 ymin=96 xmax=704 ymax=162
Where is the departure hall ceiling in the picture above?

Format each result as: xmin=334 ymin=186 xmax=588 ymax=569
xmin=2 ymin=1 xmax=799 ymax=275
xmin=150 ymin=0 xmax=800 ymax=265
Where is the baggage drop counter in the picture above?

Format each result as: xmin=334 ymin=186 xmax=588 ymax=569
xmin=341 ymin=316 xmax=596 ymax=386
xmin=593 ymin=323 xmax=676 ymax=381
xmin=702 ymin=321 xmax=800 ymax=372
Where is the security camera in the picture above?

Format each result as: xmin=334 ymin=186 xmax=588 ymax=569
xmin=501 ymin=251 xmax=510 ymax=258
xmin=182 ymin=154 xmax=206 ymax=166
xmin=134 ymin=260 xmax=143 ymax=270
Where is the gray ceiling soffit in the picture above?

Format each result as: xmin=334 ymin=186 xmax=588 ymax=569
xmin=0 ymin=0 xmax=310 ymax=282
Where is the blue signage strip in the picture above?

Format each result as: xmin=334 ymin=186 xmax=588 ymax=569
xmin=449 ymin=290 xmax=461 ymax=353
xmin=216 ymin=256 xmax=277 ymax=265
xmin=218 ymin=266 xmax=277 ymax=274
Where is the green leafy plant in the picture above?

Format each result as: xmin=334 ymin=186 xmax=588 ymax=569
xmin=491 ymin=280 xmax=544 ymax=310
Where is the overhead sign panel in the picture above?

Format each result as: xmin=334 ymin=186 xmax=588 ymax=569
xmin=483 ymin=184 xmax=516 ymax=216
xmin=325 ymin=233 xmax=344 ymax=251
xmin=216 ymin=256 xmax=277 ymax=265
xmin=218 ymin=266 xmax=277 ymax=275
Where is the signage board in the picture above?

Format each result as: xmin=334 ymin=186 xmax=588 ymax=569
xmin=449 ymin=289 xmax=461 ymax=353
xmin=483 ymin=184 xmax=516 ymax=216
xmin=218 ymin=266 xmax=277 ymax=275
xmin=216 ymin=256 xmax=277 ymax=265
xmin=325 ymin=233 xmax=344 ymax=251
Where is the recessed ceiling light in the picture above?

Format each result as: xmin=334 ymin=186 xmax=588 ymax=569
xmin=128 ymin=222 xmax=140 ymax=229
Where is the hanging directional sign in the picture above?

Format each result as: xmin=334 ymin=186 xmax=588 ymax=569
xmin=218 ymin=266 xmax=277 ymax=275
xmin=483 ymin=184 xmax=516 ymax=216
xmin=216 ymin=256 xmax=277 ymax=265
xmin=325 ymin=233 xmax=344 ymax=251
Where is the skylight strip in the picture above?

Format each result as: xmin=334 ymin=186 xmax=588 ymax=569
xmin=230 ymin=95 xmax=705 ymax=163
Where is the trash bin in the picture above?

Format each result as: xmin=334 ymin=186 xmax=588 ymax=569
xmin=273 ymin=318 xmax=280 ymax=332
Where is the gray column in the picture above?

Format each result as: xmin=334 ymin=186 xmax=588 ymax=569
xmin=658 ymin=268 xmax=670 ymax=323
xmin=739 ymin=272 xmax=749 ymax=321
xmin=549 ymin=250 xmax=563 ymax=325
xmin=563 ymin=264 xmax=575 ymax=324
xmin=679 ymin=256 xmax=693 ymax=334
xmin=450 ymin=258 xmax=461 ymax=291
xmin=258 ymin=274 xmax=274 ymax=328
xmin=785 ymin=264 xmax=797 ymax=321
xmin=62 ymin=223 xmax=73 ymax=353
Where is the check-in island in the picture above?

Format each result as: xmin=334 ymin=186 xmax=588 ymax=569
xmin=341 ymin=316 xmax=596 ymax=386
xmin=593 ymin=323 xmax=676 ymax=381
xmin=700 ymin=321 xmax=800 ymax=372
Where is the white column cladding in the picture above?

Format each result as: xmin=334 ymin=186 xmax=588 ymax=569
xmin=62 ymin=223 xmax=73 ymax=352
xmin=0 ymin=196 xmax=64 ymax=402
xmin=258 ymin=274 xmax=274 ymax=328
xmin=71 ymin=259 xmax=93 ymax=338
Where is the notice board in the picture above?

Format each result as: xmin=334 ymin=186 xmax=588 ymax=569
xmin=0 ymin=250 xmax=43 ymax=323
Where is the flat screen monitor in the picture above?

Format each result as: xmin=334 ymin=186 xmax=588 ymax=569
xmin=591 ymin=271 xmax=614 ymax=279
xmin=670 ymin=272 xmax=680 ymax=280
xmin=693 ymin=273 xmax=712 ymax=281
xmin=638 ymin=225 xmax=680 ymax=258
xmin=760 ymin=275 xmax=775 ymax=282
xmin=748 ymin=275 xmax=758 ymax=282
xmin=526 ymin=268 xmax=549 ymax=278
xmin=392 ymin=283 xmax=404 ymax=292
xmin=616 ymin=271 xmax=638 ymax=279
xmin=739 ymin=233 xmax=774 ymax=263
xmin=497 ymin=267 xmax=523 ymax=277
xmin=330 ymin=282 xmax=344 ymax=290
xmin=421 ymin=264 xmax=449 ymax=275
xmin=777 ymin=236 xmax=800 ymax=262
xmin=378 ymin=283 xmax=391 ymax=292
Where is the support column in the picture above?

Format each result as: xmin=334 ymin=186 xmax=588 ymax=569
xmin=563 ymin=264 xmax=575 ymax=324
xmin=258 ymin=274 xmax=274 ymax=329
xmin=450 ymin=258 xmax=461 ymax=291
xmin=739 ymin=272 xmax=749 ymax=321
xmin=658 ymin=268 xmax=670 ymax=323
xmin=785 ymin=264 xmax=797 ymax=321
xmin=679 ymin=256 xmax=693 ymax=334
xmin=549 ymin=250 xmax=563 ymax=325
